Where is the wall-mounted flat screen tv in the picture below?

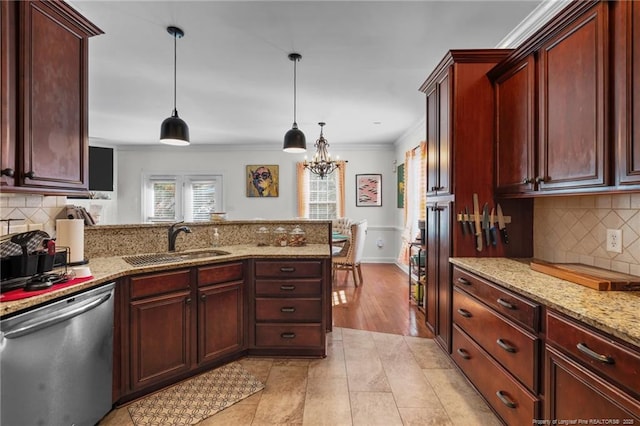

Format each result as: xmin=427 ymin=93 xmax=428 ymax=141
xmin=89 ymin=146 xmax=114 ymax=191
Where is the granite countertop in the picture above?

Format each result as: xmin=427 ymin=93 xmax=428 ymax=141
xmin=1 ymin=244 xmax=330 ymax=317
xmin=450 ymin=257 xmax=640 ymax=348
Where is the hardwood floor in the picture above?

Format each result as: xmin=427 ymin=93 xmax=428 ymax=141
xmin=331 ymin=263 xmax=433 ymax=338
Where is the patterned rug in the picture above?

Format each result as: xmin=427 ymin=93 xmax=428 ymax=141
xmin=127 ymin=362 xmax=265 ymax=425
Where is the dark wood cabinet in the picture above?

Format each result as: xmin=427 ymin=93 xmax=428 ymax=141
xmin=537 ymin=1 xmax=609 ymax=191
xmin=545 ymin=310 xmax=640 ymax=421
xmin=425 ymin=202 xmax=452 ymax=351
xmin=493 ymin=55 xmax=536 ymax=194
xmin=252 ymin=259 xmax=327 ymax=357
xmin=197 ymin=262 xmax=245 ymax=365
xmin=613 ymin=0 xmax=640 ymax=187
xmin=425 ymin=72 xmax=450 ymax=197
xmin=0 ymin=0 xmax=101 ymax=194
xmin=129 ymin=269 xmax=192 ymax=391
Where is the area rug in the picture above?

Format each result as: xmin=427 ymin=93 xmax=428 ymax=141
xmin=127 ymin=362 xmax=265 ymax=425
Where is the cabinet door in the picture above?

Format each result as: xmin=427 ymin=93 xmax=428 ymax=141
xmin=425 ymin=70 xmax=451 ymax=197
xmin=545 ymin=346 xmax=640 ymax=421
xmin=426 ymin=202 xmax=452 ymax=352
xmin=0 ymin=1 xmax=16 ymax=187
xmin=615 ymin=1 xmax=640 ymax=186
xmin=537 ymin=3 xmax=608 ymax=191
xmin=130 ymin=290 xmax=192 ymax=390
xmin=494 ymin=55 xmax=536 ymax=194
xmin=18 ymin=1 xmax=92 ymax=190
xmin=198 ymin=281 xmax=244 ymax=365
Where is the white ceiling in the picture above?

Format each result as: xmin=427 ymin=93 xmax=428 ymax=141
xmin=69 ymin=0 xmax=542 ymax=149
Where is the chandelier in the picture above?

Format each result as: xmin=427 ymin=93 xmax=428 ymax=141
xmin=303 ymin=122 xmax=341 ymax=179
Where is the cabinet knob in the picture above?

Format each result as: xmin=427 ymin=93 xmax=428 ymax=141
xmin=200 ymin=294 xmax=206 ymax=301
xmin=23 ymin=171 xmax=36 ymax=180
xmin=1 ymin=168 xmax=14 ymax=177
xmin=535 ymin=176 xmax=547 ymax=184
xmin=522 ymin=178 xmax=532 ymax=184
xmin=185 ymin=297 xmax=191 ymax=304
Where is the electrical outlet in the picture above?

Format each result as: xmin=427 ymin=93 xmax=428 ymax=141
xmin=376 ymin=238 xmax=384 ymax=248
xmin=606 ymin=229 xmax=622 ymax=253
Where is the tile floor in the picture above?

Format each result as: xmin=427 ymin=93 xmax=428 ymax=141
xmin=100 ymin=327 xmax=500 ymax=425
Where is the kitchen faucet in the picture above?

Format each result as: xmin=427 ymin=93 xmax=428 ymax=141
xmin=168 ymin=222 xmax=192 ymax=252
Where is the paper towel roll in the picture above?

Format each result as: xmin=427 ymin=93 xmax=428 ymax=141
xmin=56 ymin=219 xmax=85 ymax=264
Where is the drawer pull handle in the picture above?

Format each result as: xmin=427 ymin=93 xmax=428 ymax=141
xmin=457 ymin=308 xmax=472 ymax=318
xmin=497 ymin=298 xmax=516 ymax=310
xmin=281 ymin=307 xmax=296 ymax=313
xmin=496 ymin=391 xmax=517 ymax=409
xmin=281 ymin=332 xmax=296 ymax=339
xmin=577 ymin=343 xmax=615 ymax=365
xmin=280 ymin=267 xmax=296 ymax=273
xmin=280 ymin=285 xmax=296 ymax=291
xmin=456 ymin=348 xmax=471 ymax=360
xmin=496 ymin=338 xmax=517 ymax=353
xmin=457 ymin=277 xmax=471 ymax=286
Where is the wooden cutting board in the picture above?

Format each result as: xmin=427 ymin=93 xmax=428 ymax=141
xmin=530 ymin=260 xmax=640 ymax=291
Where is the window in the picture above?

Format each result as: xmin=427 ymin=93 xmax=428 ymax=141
xmin=143 ymin=174 xmax=223 ymax=223
xmin=296 ymin=161 xmax=346 ymax=219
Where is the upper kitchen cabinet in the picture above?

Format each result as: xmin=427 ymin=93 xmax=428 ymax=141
xmin=0 ymin=0 xmax=102 ymax=194
xmin=425 ymin=71 xmax=450 ymax=197
xmin=489 ymin=1 xmax=610 ymax=195
xmin=612 ymin=0 xmax=640 ymax=187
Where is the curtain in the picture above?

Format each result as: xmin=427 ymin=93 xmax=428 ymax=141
xmin=296 ymin=162 xmax=309 ymax=218
xmin=336 ymin=160 xmax=346 ymax=218
xmin=397 ymin=141 xmax=427 ymax=265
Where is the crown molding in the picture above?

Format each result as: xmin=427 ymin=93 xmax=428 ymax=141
xmin=496 ymin=0 xmax=572 ymax=48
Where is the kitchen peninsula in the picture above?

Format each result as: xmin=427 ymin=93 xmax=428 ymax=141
xmin=1 ymin=220 xmax=332 ymax=405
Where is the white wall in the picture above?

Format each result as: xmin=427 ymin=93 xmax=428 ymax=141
xmin=115 ymin=143 xmax=400 ymax=262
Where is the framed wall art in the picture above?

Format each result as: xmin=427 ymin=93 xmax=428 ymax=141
xmin=356 ymin=174 xmax=382 ymax=207
xmin=246 ymin=165 xmax=279 ymax=197
xmin=397 ymin=163 xmax=405 ymax=208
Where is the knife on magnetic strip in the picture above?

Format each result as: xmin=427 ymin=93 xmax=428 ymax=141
xmin=472 ymin=193 xmax=482 ymax=251
xmin=482 ymin=203 xmax=491 ymax=247
xmin=497 ymin=203 xmax=509 ymax=244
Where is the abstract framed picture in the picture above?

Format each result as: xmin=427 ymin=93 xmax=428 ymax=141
xmin=356 ymin=174 xmax=382 ymax=207
xmin=397 ymin=163 xmax=405 ymax=208
xmin=246 ymin=165 xmax=279 ymax=197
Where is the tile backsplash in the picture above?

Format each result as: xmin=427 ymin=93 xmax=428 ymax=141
xmin=534 ymin=193 xmax=640 ymax=276
xmin=0 ymin=194 xmax=68 ymax=236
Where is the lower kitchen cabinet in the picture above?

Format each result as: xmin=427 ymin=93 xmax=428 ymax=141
xmin=251 ymin=259 xmax=328 ymax=357
xmin=129 ymin=269 xmax=192 ymax=391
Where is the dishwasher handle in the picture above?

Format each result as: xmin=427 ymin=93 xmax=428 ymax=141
xmin=2 ymin=291 xmax=112 ymax=339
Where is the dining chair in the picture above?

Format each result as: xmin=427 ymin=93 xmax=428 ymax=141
xmin=332 ymin=219 xmax=367 ymax=286
xmin=332 ymin=217 xmax=352 ymax=256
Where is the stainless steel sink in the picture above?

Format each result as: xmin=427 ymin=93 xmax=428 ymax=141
xmin=123 ymin=249 xmax=230 ymax=267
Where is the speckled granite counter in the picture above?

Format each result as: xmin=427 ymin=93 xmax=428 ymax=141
xmin=450 ymin=257 xmax=640 ymax=348
xmin=1 ymin=244 xmax=330 ymax=317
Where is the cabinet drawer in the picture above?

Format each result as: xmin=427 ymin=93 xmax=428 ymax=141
xmin=198 ymin=262 xmax=243 ymax=287
xmin=453 ymin=267 xmax=540 ymax=332
xmin=255 ymin=279 xmax=322 ymax=297
xmin=452 ymin=325 xmax=540 ymax=425
xmin=453 ymin=288 xmax=539 ymax=392
xmin=255 ymin=298 xmax=322 ymax=322
xmin=255 ymin=324 xmax=323 ymax=348
xmin=130 ymin=269 xmax=191 ymax=299
xmin=547 ymin=310 xmax=640 ymax=397
xmin=255 ymin=260 xmax=322 ymax=278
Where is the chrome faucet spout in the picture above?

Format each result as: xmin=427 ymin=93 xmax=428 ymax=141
xmin=168 ymin=222 xmax=192 ymax=252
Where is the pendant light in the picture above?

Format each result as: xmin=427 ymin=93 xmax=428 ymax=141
xmin=283 ymin=53 xmax=306 ymax=153
xmin=160 ymin=26 xmax=190 ymax=146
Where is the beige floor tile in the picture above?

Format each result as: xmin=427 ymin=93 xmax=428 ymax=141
xmin=99 ymin=406 xmax=134 ymax=426
xmin=302 ymin=376 xmax=352 ymax=426
xmin=198 ymin=401 xmax=258 ymax=425
xmin=349 ymin=391 xmax=403 ymax=426
xmin=424 ymin=368 xmax=501 ymax=426
xmin=237 ymin=357 xmax=274 ymax=383
xmin=398 ymin=406 xmax=454 ymax=426
xmin=404 ymin=336 xmax=454 ymax=369
xmin=252 ymin=365 xmax=308 ymax=424
xmin=344 ymin=348 xmax=391 ymax=392
xmin=329 ymin=327 xmax=344 ymax=341
xmin=309 ymin=339 xmax=347 ymax=379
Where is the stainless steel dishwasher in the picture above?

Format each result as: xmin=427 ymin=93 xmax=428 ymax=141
xmin=1 ymin=282 xmax=115 ymax=426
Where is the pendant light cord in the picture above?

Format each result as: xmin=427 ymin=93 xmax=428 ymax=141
xmin=292 ymin=57 xmax=297 ymax=124
xmin=173 ymin=32 xmax=177 ymax=113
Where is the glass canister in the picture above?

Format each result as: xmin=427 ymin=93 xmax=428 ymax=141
xmin=273 ymin=227 xmax=288 ymax=247
xmin=256 ymin=226 xmax=270 ymax=247
xmin=289 ymin=225 xmax=306 ymax=247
